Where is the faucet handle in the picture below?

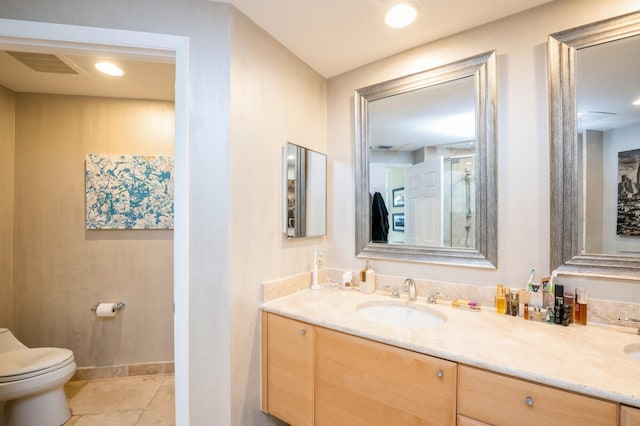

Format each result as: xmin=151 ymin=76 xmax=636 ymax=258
xmin=427 ymin=291 xmax=447 ymax=304
xmin=619 ymin=317 xmax=640 ymax=334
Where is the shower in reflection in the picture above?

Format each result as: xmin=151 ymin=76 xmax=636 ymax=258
xmin=443 ymin=155 xmax=475 ymax=248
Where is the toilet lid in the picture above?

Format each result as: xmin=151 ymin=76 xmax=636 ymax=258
xmin=0 ymin=347 xmax=75 ymax=383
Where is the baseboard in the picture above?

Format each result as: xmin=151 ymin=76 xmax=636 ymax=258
xmin=72 ymin=361 xmax=174 ymax=381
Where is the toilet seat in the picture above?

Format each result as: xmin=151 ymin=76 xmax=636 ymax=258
xmin=0 ymin=348 xmax=74 ymax=383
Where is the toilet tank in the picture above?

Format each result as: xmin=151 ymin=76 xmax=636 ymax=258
xmin=0 ymin=329 xmax=28 ymax=353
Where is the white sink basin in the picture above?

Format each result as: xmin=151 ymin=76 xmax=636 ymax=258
xmin=624 ymin=344 xmax=640 ymax=363
xmin=357 ymin=301 xmax=446 ymax=329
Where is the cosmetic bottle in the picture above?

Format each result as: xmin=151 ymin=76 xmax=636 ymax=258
xmin=563 ymin=290 xmax=575 ymax=323
xmin=510 ymin=290 xmax=519 ymax=316
xmin=575 ymin=288 xmax=588 ymax=325
xmin=495 ymin=284 xmax=506 ymax=314
xmin=546 ymin=306 xmax=555 ymax=324
xmin=562 ymin=304 xmax=572 ymax=326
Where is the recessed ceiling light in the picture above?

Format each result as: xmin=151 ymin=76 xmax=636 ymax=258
xmin=633 ymin=98 xmax=640 ymax=106
xmin=95 ymin=61 xmax=124 ymax=76
xmin=385 ymin=2 xmax=418 ymax=29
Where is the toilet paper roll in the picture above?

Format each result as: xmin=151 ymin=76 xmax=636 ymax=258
xmin=96 ymin=303 xmax=118 ymax=318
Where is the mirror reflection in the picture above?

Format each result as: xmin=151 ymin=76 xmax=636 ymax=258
xmin=368 ymin=77 xmax=476 ymax=248
xmin=549 ymin=11 xmax=640 ymax=278
xmin=355 ymin=50 xmax=497 ymax=268
xmin=577 ymin=35 xmax=640 ymax=255
xmin=284 ymin=142 xmax=327 ymax=238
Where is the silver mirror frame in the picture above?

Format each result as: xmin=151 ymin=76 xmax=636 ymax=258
xmin=549 ymin=11 xmax=640 ymax=279
xmin=354 ymin=50 xmax=497 ymax=268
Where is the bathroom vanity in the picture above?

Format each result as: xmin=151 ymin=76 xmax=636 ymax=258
xmin=260 ymin=287 xmax=640 ymax=425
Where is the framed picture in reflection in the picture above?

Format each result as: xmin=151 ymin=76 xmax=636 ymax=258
xmin=392 ymin=187 xmax=405 ymax=207
xmin=392 ymin=213 xmax=405 ymax=232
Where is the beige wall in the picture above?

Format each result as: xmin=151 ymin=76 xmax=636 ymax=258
xmin=0 ymin=86 xmax=15 ymax=329
xmin=13 ymin=94 xmax=174 ymax=367
xmin=326 ymin=0 xmax=640 ymax=302
xmin=229 ymin=9 xmax=327 ymax=424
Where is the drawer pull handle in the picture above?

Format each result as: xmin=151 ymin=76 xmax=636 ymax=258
xmin=525 ymin=396 xmax=534 ymax=406
xmin=436 ymin=369 xmax=444 ymax=378
xmin=299 ymin=329 xmax=306 ymax=336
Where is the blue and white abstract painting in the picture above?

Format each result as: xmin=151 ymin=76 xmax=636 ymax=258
xmin=85 ymin=153 xmax=174 ymax=230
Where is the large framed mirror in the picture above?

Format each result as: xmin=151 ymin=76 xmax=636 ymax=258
xmin=354 ymin=50 xmax=497 ymax=268
xmin=549 ymin=11 xmax=640 ymax=279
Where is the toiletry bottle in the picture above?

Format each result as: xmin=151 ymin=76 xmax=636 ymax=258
xmin=563 ymin=290 xmax=575 ymax=323
xmin=510 ymin=290 xmax=519 ymax=316
xmin=360 ymin=261 xmax=368 ymax=283
xmin=523 ymin=303 xmax=529 ymax=320
xmin=562 ymin=304 xmax=572 ymax=326
xmin=575 ymin=287 xmax=588 ymax=325
xmin=365 ymin=264 xmax=376 ymax=294
xmin=495 ymin=284 xmax=506 ymax=314
xmin=504 ymin=289 xmax=512 ymax=313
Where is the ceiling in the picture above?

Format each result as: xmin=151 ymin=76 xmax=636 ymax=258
xmin=0 ymin=0 xmax=555 ymax=100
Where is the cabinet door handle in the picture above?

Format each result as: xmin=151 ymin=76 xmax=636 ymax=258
xmin=524 ymin=396 xmax=534 ymax=406
xmin=436 ymin=369 xmax=444 ymax=378
xmin=299 ymin=329 xmax=306 ymax=336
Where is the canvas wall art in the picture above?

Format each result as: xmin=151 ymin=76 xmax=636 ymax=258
xmin=86 ymin=153 xmax=174 ymax=230
xmin=617 ymin=148 xmax=640 ymax=236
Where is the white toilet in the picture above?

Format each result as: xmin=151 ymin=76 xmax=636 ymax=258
xmin=0 ymin=328 xmax=76 ymax=426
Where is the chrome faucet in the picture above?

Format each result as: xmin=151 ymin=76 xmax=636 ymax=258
xmin=619 ymin=317 xmax=640 ymax=335
xmin=403 ymin=278 xmax=416 ymax=301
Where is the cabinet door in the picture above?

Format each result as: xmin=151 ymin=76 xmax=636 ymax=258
xmin=621 ymin=405 xmax=640 ymax=426
xmin=264 ymin=313 xmax=314 ymax=426
xmin=458 ymin=365 xmax=617 ymax=426
xmin=315 ymin=327 xmax=457 ymax=426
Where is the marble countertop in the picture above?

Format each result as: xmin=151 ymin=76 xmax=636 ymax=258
xmin=260 ymin=285 xmax=640 ymax=408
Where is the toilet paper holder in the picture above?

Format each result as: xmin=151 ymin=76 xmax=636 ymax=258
xmin=90 ymin=301 xmax=126 ymax=312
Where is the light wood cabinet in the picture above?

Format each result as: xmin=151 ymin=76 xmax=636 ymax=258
xmin=458 ymin=365 xmax=618 ymax=426
xmin=314 ymin=326 xmax=457 ymax=426
xmin=262 ymin=311 xmax=635 ymax=426
xmin=262 ymin=312 xmax=314 ymax=426
xmin=621 ymin=405 xmax=640 ymax=426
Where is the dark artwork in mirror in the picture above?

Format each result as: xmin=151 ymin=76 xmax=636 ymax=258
xmin=617 ymin=149 xmax=640 ymax=236
xmin=354 ymin=50 xmax=497 ymax=268
xmin=283 ymin=142 xmax=327 ymax=239
xmin=549 ymin=11 xmax=640 ymax=278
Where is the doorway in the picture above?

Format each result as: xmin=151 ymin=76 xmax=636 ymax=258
xmin=0 ymin=18 xmax=189 ymax=424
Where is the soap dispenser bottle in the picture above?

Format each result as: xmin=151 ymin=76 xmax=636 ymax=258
xmin=359 ymin=261 xmax=376 ymax=294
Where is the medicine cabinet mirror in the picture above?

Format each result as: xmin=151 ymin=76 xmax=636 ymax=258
xmin=283 ymin=142 xmax=327 ymax=238
xmin=354 ymin=50 xmax=497 ymax=268
xmin=549 ymin=11 xmax=640 ymax=279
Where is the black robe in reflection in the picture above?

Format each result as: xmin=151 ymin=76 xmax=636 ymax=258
xmin=371 ymin=192 xmax=389 ymax=242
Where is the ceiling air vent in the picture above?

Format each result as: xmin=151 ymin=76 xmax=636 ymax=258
xmin=375 ymin=145 xmax=393 ymax=150
xmin=6 ymin=51 xmax=78 ymax=74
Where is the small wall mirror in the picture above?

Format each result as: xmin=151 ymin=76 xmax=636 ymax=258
xmin=549 ymin=11 xmax=640 ymax=278
xmin=354 ymin=50 xmax=497 ymax=267
xmin=283 ymin=142 xmax=327 ymax=238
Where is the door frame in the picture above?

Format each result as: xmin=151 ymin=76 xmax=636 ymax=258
xmin=0 ymin=18 xmax=190 ymax=425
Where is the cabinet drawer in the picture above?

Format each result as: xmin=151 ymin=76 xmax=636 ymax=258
xmin=621 ymin=405 xmax=640 ymax=426
xmin=315 ymin=327 xmax=457 ymax=426
xmin=458 ymin=365 xmax=617 ymax=426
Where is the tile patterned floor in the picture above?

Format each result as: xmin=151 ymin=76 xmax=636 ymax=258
xmin=64 ymin=374 xmax=175 ymax=425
